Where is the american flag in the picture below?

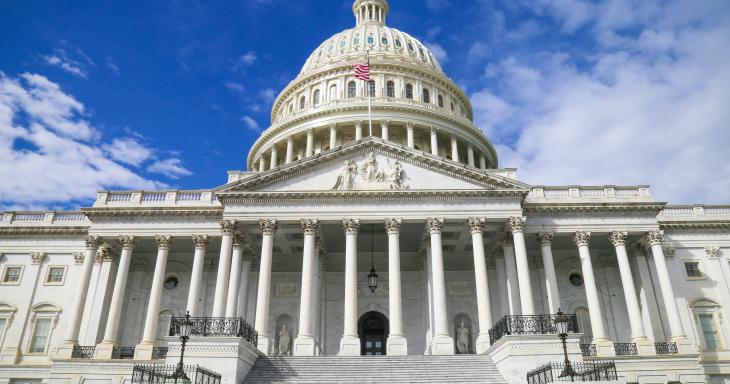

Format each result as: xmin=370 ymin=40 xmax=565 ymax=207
xmin=353 ymin=63 xmax=370 ymax=81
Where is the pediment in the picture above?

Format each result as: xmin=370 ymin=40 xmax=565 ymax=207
xmin=219 ymin=139 xmax=529 ymax=195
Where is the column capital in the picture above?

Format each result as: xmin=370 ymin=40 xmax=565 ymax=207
xmin=155 ymin=235 xmax=173 ymax=250
xmin=85 ymin=235 xmax=102 ymax=250
xmin=301 ymin=218 xmax=320 ymax=235
xmin=426 ymin=218 xmax=445 ymax=234
xmin=609 ymin=231 xmax=628 ymax=247
xmin=342 ymin=218 xmax=361 ymax=234
xmin=574 ymin=231 xmax=591 ymax=247
xmin=467 ymin=218 xmax=486 ymax=234
xmin=499 ymin=231 xmax=514 ymax=246
xmin=507 ymin=217 xmax=526 ymax=233
xmin=30 ymin=252 xmax=46 ymax=264
xmin=260 ymin=219 xmax=279 ymax=235
xmin=355 ymin=120 xmax=363 ymax=128
xmin=646 ymin=230 xmax=663 ymax=246
xmin=232 ymin=234 xmax=243 ymax=250
xmin=381 ymin=120 xmax=389 ymax=128
xmin=385 ymin=218 xmax=402 ymax=234
xmin=192 ymin=234 xmax=209 ymax=249
xmin=219 ymin=219 xmax=239 ymax=235
xmin=118 ymin=235 xmax=136 ymax=250
xmin=95 ymin=247 xmax=116 ymax=263
xmin=329 ymin=123 xmax=337 ymax=129
xmin=537 ymin=232 xmax=554 ymax=246
xmin=406 ymin=122 xmax=415 ymax=129
xmin=287 ymin=135 xmax=294 ymax=143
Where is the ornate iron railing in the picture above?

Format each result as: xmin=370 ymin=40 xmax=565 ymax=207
xmin=527 ymin=361 xmax=618 ymax=383
xmin=169 ymin=317 xmax=258 ymax=346
xmin=152 ymin=347 xmax=168 ymax=360
xmin=488 ymin=314 xmax=579 ymax=344
xmin=655 ymin=341 xmax=679 ymax=355
xmin=132 ymin=364 xmax=221 ymax=384
xmin=580 ymin=343 xmax=597 ymax=357
xmin=614 ymin=342 xmax=638 ymax=356
xmin=112 ymin=346 xmax=135 ymax=359
xmin=71 ymin=345 xmax=96 ymax=359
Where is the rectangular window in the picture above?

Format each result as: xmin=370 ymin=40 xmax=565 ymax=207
xmin=699 ymin=314 xmax=720 ymax=350
xmin=684 ymin=262 xmax=702 ymax=278
xmin=0 ymin=318 xmax=6 ymax=334
xmin=46 ymin=267 xmax=65 ymax=284
xmin=2 ymin=267 xmax=22 ymax=283
xmin=29 ymin=318 xmax=52 ymax=353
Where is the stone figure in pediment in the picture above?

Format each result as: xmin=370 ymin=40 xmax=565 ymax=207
xmin=388 ymin=160 xmax=404 ymax=190
xmin=332 ymin=160 xmax=358 ymax=190
xmin=361 ymin=151 xmax=385 ymax=183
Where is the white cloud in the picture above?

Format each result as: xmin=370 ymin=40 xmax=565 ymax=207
xmin=102 ymin=138 xmax=152 ymax=166
xmin=41 ymin=48 xmax=94 ymax=79
xmin=241 ymin=116 xmax=261 ymax=132
xmin=106 ymin=57 xmax=120 ymax=75
xmin=223 ymin=81 xmax=245 ymax=92
xmin=473 ymin=1 xmax=730 ymax=204
xmin=425 ymin=0 xmax=450 ymax=11
xmin=258 ymin=88 xmax=276 ymax=103
xmin=236 ymin=51 xmax=258 ymax=67
xmin=147 ymin=158 xmax=192 ymax=179
xmin=0 ymin=72 xmax=191 ymax=209
xmin=425 ymin=42 xmax=449 ymax=63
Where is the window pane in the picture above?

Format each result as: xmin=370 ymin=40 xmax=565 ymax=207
xmin=4 ymin=267 xmax=21 ymax=283
xmin=48 ymin=268 xmax=64 ymax=283
xmin=30 ymin=319 xmax=51 ymax=353
xmin=386 ymin=82 xmax=394 ymax=98
xmin=700 ymin=314 xmax=720 ymax=350
xmin=348 ymin=82 xmax=356 ymax=98
xmin=685 ymin=262 xmax=701 ymax=277
xmin=367 ymin=81 xmax=375 ymax=97
xmin=0 ymin=319 xmax=6 ymax=333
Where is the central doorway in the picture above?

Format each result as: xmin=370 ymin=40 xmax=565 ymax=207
xmin=358 ymin=311 xmax=388 ymax=356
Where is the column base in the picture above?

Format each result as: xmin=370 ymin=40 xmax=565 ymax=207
xmin=0 ymin=347 xmax=21 ymax=364
xmin=476 ymin=334 xmax=491 ymax=355
xmin=55 ymin=341 xmax=76 ymax=359
xmin=94 ymin=341 xmax=116 ymax=359
xmin=257 ymin=335 xmax=273 ymax=356
xmin=133 ymin=341 xmax=155 ymax=360
xmin=633 ymin=336 xmax=656 ymax=356
xmin=387 ymin=335 xmax=408 ymax=356
xmin=339 ymin=335 xmax=361 ymax=356
xmin=431 ymin=334 xmax=455 ymax=355
xmin=293 ymin=335 xmax=316 ymax=356
xmin=671 ymin=335 xmax=700 ymax=354
xmin=593 ymin=337 xmax=615 ymax=357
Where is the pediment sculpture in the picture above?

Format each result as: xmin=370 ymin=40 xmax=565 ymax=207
xmin=332 ymin=151 xmax=408 ymax=191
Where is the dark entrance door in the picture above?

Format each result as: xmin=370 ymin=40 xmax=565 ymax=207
xmin=358 ymin=311 xmax=388 ymax=356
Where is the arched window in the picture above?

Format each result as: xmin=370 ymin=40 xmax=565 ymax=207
xmin=450 ymin=102 xmax=455 ymax=111
xmin=367 ymin=80 xmax=375 ymax=97
xmin=313 ymin=90 xmax=320 ymax=106
xmin=422 ymin=88 xmax=430 ymax=103
xmin=27 ymin=302 xmax=60 ymax=354
xmin=299 ymin=96 xmax=306 ymax=110
xmin=438 ymin=95 xmax=444 ymax=108
xmin=405 ymin=84 xmax=413 ymax=99
xmin=347 ymin=81 xmax=357 ymax=98
xmin=691 ymin=299 xmax=724 ymax=351
xmin=289 ymin=103 xmax=293 ymax=113
xmin=386 ymin=81 xmax=395 ymax=98
xmin=329 ymin=85 xmax=338 ymax=100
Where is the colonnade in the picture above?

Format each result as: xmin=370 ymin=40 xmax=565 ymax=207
xmin=59 ymin=217 xmax=690 ymax=359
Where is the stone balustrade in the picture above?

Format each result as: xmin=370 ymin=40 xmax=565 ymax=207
xmin=527 ymin=186 xmax=653 ymax=203
xmin=660 ymin=205 xmax=730 ymax=217
xmin=1 ymin=211 xmax=89 ymax=225
xmin=93 ymin=190 xmax=221 ymax=208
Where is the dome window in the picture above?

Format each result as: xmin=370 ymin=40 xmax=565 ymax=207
xmin=353 ymin=36 xmax=360 ymax=46
xmin=418 ymin=47 xmax=425 ymax=60
xmin=407 ymin=42 xmax=415 ymax=52
xmin=367 ymin=35 xmax=374 ymax=45
xmin=386 ymin=81 xmax=395 ymax=98
xmin=422 ymin=88 xmax=430 ymax=104
xmin=347 ymin=81 xmax=357 ymax=98
xmin=317 ymin=50 xmax=323 ymax=58
xmin=340 ymin=39 xmax=347 ymax=49
xmin=438 ymin=95 xmax=444 ymax=108
xmin=381 ymin=36 xmax=389 ymax=45
xmin=450 ymin=102 xmax=455 ymax=111
xmin=299 ymin=96 xmax=306 ymax=110
xmin=367 ymin=80 xmax=375 ymax=97
xmin=313 ymin=90 xmax=320 ymax=106
xmin=329 ymin=84 xmax=338 ymax=100
xmin=328 ymin=44 xmax=334 ymax=54
xmin=405 ymin=84 xmax=413 ymax=99
xmin=395 ymin=38 xmax=402 ymax=48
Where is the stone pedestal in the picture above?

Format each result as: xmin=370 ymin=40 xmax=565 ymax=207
xmin=293 ymin=336 xmax=316 ymax=356
xmin=257 ymin=335 xmax=272 ymax=356
xmin=133 ymin=341 xmax=155 ymax=360
xmin=55 ymin=341 xmax=76 ymax=359
xmin=430 ymin=334 xmax=455 ymax=355
xmin=339 ymin=336 xmax=360 ymax=356
xmin=476 ymin=334 xmax=491 ymax=355
xmin=634 ymin=336 xmax=656 ymax=356
xmin=673 ymin=336 xmax=700 ymax=354
xmin=165 ymin=336 xmax=263 ymax=384
xmin=487 ymin=334 xmax=583 ymax=384
xmin=386 ymin=335 xmax=408 ymax=355
xmin=594 ymin=337 xmax=616 ymax=357
xmin=94 ymin=341 xmax=116 ymax=359
xmin=0 ymin=347 xmax=20 ymax=363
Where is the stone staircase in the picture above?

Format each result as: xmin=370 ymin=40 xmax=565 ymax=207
xmin=243 ymin=355 xmax=507 ymax=384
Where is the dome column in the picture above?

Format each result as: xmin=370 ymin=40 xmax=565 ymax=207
xmin=480 ymin=155 xmax=487 ymax=169
xmin=329 ymin=124 xmax=337 ymax=149
xmin=355 ymin=121 xmax=363 ymax=141
xmin=430 ymin=127 xmax=438 ymax=156
xmin=450 ymin=135 xmax=459 ymax=162
xmin=285 ymin=136 xmax=294 ymax=164
xmin=381 ymin=121 xmax=389 ymax=141
xmin=467 ymin=143 xmax=475 ymax=167
xmin=270 ymin=146 xmax=278 ymax=169
xmin=305 ymin=129 xmax=314 ymax=157
xmin=406 ymin=123 xmax=415 ymax=148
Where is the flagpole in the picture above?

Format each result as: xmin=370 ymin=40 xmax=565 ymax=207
xmin=367 ymin=50 xmax=372 ymax=137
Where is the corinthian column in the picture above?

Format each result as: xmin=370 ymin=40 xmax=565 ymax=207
xmin=406 ymin=122 xmax=415 ymax=148
xmin=95 ymin=235 xmax=135 ymax=358
xmin=187 ymin=235 xmax=209 ymax=316
xmin=285 ymin=136 xmax=294 ymax=164
xmin=225 ymin=235 xmax=244 ymax=318
xmin=355 ymin=121 xmax=363 ymax=141
xmin=469 ymin=218 xmax=493 ymax=353
xmin=57 ymin=235 xmax=101 ymax=357
xmin=574 ymin=231 xmax=613 ymax=355
xmin=427 ymin=218 xmax=455 ymax=355
xmin=339 ymin=218 xmax=361 ymax=355
xmin=501 ymin=234 xmax=521 ymax=315
xmin=305 ymin=129 xmax=314 ymax=157
xmin=385 ymin=218 xmax=407 ymax=355
xmin=255 ymin=219 xmax=278 ymax=355
xmin=212 ymin=220 xmax=238 ymax=317
xmin=294 ymin=219 xmax=319 ymax=356
xmin=537 ymin=233 xmax=561 ymax=314
xmin=509 ymin=217 xmax=534 ymax=315
xmin=135 ymin=235 xmax=173 ymax=360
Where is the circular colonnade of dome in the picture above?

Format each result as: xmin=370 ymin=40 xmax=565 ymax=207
xmin=247 ymin=0 xmax=498 ymax=171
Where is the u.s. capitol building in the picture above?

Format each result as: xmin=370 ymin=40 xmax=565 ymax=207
xmin=1 ymin=1 xmax=728 ymax=383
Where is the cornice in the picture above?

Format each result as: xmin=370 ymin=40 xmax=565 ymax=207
xmin=524 ymin=203 xmax=665 ymax=217
xmin=0 ymin=226 xmax=89 ymax=239
xmin=219 ymin=189 xmax=526 ymax=204
xmin=660 ymin=221 xmax=730 ymax=232
xmin=81 ymin=207 xmax=224 ymax=222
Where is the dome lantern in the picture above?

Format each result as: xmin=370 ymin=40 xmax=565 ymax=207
xmin=353 ymin=0 xmax=389 ymax=26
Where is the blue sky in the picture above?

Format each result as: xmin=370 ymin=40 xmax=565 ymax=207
xmin=1 ymin=0 xmax=729 ymax=209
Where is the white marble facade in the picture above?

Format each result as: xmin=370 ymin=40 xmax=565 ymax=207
xmin=1 ymin=1 xmax=730 ymax=383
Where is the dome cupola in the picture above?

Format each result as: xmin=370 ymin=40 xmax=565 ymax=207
xmin=353 ymin=0 xmax=389 ymax=26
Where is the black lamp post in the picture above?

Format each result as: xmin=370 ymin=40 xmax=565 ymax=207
xmin=367 ymin=224 xmax=378 ymax=293
xmin=555 ymin=309 xmax=576 ymax=381
xmin=171 ymin=310 xmax=193 ymax=383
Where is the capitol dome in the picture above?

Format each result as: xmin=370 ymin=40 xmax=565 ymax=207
xmin=247 ymin=0 xmax=498 ymax=172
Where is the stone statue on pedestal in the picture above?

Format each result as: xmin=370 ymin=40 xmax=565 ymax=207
xmin=456 ymin=320 xmax=470 ymax=354
xmin=278 ymin=324 xmax=291 ymax=355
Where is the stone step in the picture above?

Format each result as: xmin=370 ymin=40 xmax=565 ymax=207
xmin=243 ymin=355 xmax=507 ymax=384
